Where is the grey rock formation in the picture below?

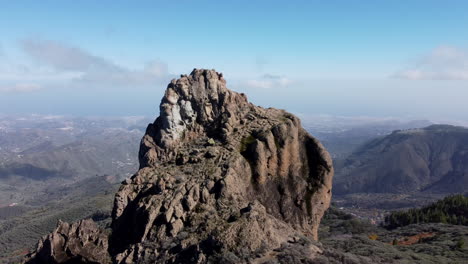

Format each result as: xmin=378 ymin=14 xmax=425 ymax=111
xmin=27 ymin=69 xmax=334 ymax=264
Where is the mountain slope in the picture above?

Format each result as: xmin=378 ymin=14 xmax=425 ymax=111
xmin=0 ymin=176 xmax=118 ymax=264
xmin=0 ymin=116 xmax=148 ymax=207
xmin=334 ymin=125 xmax=468 ymax=194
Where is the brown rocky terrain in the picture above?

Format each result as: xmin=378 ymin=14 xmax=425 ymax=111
xmin=27 ymin=219 xmax=111 ymax=263
xmin=26 ymin=69 xmax=334 ymax=263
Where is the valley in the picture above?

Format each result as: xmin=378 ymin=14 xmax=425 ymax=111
xmin=1 ymin=110 xmax=467 ymax=263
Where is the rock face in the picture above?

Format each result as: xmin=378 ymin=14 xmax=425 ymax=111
xmin=27 ymin=69 xmax=333 ymax=264
xmin=25 ymin=219 xmax=111 ymax=264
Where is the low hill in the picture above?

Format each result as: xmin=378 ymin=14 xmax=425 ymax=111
xmin=334 ymin=125 xmax=468 ymax=194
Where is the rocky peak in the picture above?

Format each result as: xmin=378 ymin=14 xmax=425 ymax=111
xmin=140 ymin=69 xmax=252 ymax=167
xmin=27 ymin=69 xmax=334 ymax=264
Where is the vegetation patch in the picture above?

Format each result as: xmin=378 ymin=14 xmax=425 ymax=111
xmin=239 ymin=135 xmax=256 ymax=153
xmin=319 ymin=206 xmax=468 ymax=264
xmin=384 ymin=194 xmax=468 ymax=229
xmin=390 ymin=232 xmax=435 ymax=246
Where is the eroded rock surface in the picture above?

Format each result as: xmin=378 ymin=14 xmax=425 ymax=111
xmin=27 ymin=69 xmax=333 ymax=264
xmin=25 ymin=219 xmax=111 ymax=264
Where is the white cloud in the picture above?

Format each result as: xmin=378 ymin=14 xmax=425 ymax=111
xmin=246 ymin=74 xmax=293 ymax=89
xmin=0 ymin=38 xmax=171 ymax=93
xmin=393 ymin=46 xmax=468 ymax=80
xmin=0 ymin=83 xmax=41 ymax=92
xmin=20 ymin=39 xmax=115 ymax=72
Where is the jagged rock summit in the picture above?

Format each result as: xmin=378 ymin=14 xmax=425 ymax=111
xmin=27 ymin=69 xmax=334 ymax=264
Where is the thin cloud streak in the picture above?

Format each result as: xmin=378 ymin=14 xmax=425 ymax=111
xmin=393 ymin=46 xmax=468 ymax=80
xmin=20 ymin=39 xmax=117 ymax=72
xmin=246 ymin=74 xmax=293 ymax=89
xmin=0 ymin=83 xmax=42 ymax=92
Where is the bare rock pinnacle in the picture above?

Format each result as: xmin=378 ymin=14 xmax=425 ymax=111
xmin=27 ymin=69 xmax=334 ymax=264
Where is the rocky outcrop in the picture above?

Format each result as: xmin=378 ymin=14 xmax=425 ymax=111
xmin=27 ymin=69 xmax=333 ymax=263
xmin=137 ymin=69 xmax=251 ymax=167
xmin=111 ymin=69 xmax=333 ymax=263
xmin=25 ymin=219 xmax=111 ymax=264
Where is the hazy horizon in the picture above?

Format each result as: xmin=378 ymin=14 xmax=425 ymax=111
xmin=2 ymin=1 xmax=468 ymax=122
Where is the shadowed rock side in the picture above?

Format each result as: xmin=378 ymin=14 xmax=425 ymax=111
xmin=27 ymin=69 xmax=333 ymax=264
xmin=25 ymin=219 xmax=111 ymax=264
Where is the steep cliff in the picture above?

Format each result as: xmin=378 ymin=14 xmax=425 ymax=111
xmin=27 ymin=69 xmax=333 ymax=264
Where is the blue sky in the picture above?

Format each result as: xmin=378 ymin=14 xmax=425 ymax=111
xmin=1 ymin=1 xmax=468 ymax=121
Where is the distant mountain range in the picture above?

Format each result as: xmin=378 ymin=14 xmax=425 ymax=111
xmin=0 ymin=115 xmax=152 ymax=207
xmin=302 ymin=116 xmax=432 ymax=159
xmin=334 ymin=125 xmax=468 ymax=194
xmin=0 ymin=115 xmax=152 ymax=178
